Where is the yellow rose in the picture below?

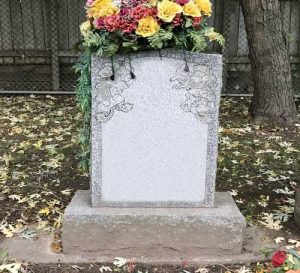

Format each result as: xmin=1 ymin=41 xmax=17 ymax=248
xmin=157 ymin=0 xmax=183 ymax=23
xmin=206 ymin=31 xmax=218 ymax=41
xmin=136 ymin=16 xmax=160 ymax=38
xmin=87 ymin=0 xmax=111 ymax=17
xmin=80 ymin=20 xmax=91 ymax=37
xmin=194 ymin=0 xmax=212 ymax=16
xmin=90 ymin=0 xmax=112 ymax=7
xmin=204 ymin=28 xmax=222 ymax=42
xmin=183 ymin=1 xmax=201 ymax=17
xmin=87 ymin=1 xmax=119 ymax=18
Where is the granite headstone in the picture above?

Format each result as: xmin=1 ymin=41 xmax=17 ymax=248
xmin=63 ymin=50 xmax=246 ymax=259
xmin=90 ymin=50 xmax=221 ymax=207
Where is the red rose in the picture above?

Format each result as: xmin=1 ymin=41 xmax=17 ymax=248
xmin=119 ymin=19 xmax=137 ymax=33
xmin=131 ymin=5 xmax=156 ymax=21
xmin=272 ymin=251 xmax=287 ymax=267
xmin=172 ymin=14 xmax=183 ymax=27
xmin=192 ymin=16 xmax=202 ymax=27
xmin=120 ymin=8 xmax=130 ymax=16
xmin=103 ymin=15 xmax=121 ymax=32
xmin=176 ymin=0 xmax=189 ymax=5
xmin=93 ymin=18 xmax=105 ymax=29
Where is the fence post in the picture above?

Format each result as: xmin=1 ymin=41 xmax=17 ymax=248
xmin=50 ymin=0 xmax=60 ymax=91
xmin=221 ymin=0 xmax=230 ymax=94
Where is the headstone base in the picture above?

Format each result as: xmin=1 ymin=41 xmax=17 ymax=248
xmin=62 ymin=191 xmax=246 ymax=258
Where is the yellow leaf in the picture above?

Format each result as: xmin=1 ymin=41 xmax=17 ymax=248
xmin=1 ymin=228 xmax=14 ymax=238
xmin=3 ymin=154 xmax=12 ymax=167
xmin=53 ymin=214 xmax=62 ymax=228
xmin=0 ymin=224 xmax=22 ymax=238
xmin=61 ymin=189 xmax=72 ymax=196
xmin=39 ymin=207 xmax=50 ymax=215
xmin=33 ymin=140 xmax=43 ymax=149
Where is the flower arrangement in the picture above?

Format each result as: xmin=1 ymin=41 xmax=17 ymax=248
xmin=270 ymin=250 xmax=300 ymax=273
xmin=79 ymin=0 xmax=224 ymax=56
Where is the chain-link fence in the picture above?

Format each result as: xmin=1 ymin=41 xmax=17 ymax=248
xmin=222 ymin=0 xmax=300 ymax=96
xmin=0 ymin=0 xmax=299 ymax=94
xmin=0 ymin=0 xmax=85 ymax=93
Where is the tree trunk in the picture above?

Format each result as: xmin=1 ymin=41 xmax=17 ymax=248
xmin=240 ymin=0 xmax=298 ymax=123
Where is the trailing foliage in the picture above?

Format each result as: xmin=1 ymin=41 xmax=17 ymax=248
xmin=73 ymin=50 xmax=92 ymax=172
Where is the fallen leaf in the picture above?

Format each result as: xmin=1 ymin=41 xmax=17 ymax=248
xmin=258 ymin=213 xmax=282 ymax=230
xmin=274 ymin=237 xmax=285 ymax=244
xmin=236 ymin=266 xmax=252 ymax=273
xmin=99 ymin=266 xmax=112 ymax=273
xmin=38 ymin=207 xmax=50 ymax=216
xmin=0 ymin=263 xmax=22 ymax=273
xmin=113 ymin=257 xmax=127 ymax=268
xmin=50 ymin=241 xmax=62 ymax=253
xmin=195 ymin=268 xmax=209 ymax=273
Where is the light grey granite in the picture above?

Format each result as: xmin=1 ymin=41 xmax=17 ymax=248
xmin=90 ymin=50 xmax=222 ymax=208
xmin=62 ymin=190 xmax=246 ymax=257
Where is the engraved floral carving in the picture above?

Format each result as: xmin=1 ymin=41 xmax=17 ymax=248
xmin=170 ymin=63 xmax=216 ymax=122
xmin=93 ymin=55 xmax=218 ymax=123
xmin=94 ymin=58 xmax=134 ymax=122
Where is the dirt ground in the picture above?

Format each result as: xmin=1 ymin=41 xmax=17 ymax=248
xmin=26 ymin=263 xmax=252 ymax=273
xmin=0 ymin=95 xmax=299 ymax=272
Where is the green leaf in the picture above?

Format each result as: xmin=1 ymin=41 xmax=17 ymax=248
xmin=172 ymin=29 xmax=188 ymax=49
xmin=147 ymin=29 xmax=173 ymax=49
xmin=122 ymin=41 xmax=139 ymax=51
xmin=185 ymin=18 xmax=193 ymax=28
xmin=188 ymin=30 xmax=207 ymax=52
xmin=103 ymin=43 xmax=119 ymax=57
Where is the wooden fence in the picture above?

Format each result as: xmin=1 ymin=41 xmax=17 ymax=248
xmin=0 ymin=0 xmax=299 ymax=93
